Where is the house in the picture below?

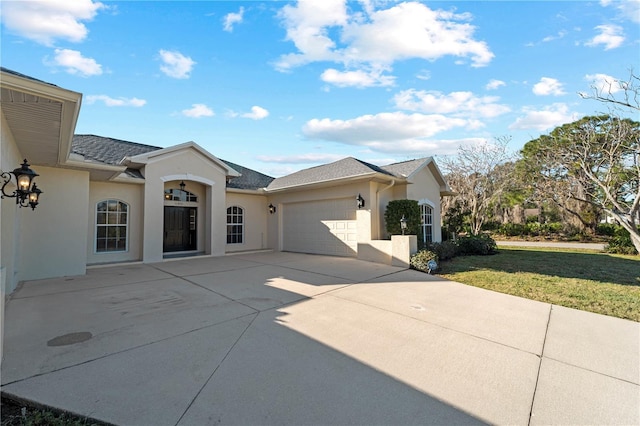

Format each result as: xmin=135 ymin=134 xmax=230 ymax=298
xmin=1 ymin=67 xmax=452 ymax=296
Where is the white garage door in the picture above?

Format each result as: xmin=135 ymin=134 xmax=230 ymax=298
xmin=283 ymin=198 xmax=358 ymax=257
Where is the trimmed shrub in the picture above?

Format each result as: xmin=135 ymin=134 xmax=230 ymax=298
xmin=385 ymin=200 xmax=421 ymax=237
xmin=410 ymin=250 xmax=438 ymax=272
xmin=428 ymin=241 xmax=458 ymax=261
xmin=597 ymin=223 xmax=619 ymax=237
xmin=499 ymin=223 xmax=527 ymax=236
xmin=605 ymin=227 xmax=638 ymax=255
xmin=456 ymin=234 xmax=498 ymax=255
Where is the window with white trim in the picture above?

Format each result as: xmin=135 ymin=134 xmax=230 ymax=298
xmin=226 ymin=206 xmax=244 ymax=244
xmin=96 ymin=200 xmax=128 ymax=252
xmin=420 ymin=203 xmax=433 ymax=245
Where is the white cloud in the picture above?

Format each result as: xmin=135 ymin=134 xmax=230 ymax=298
xmin=257 ymin=153 xmax=346 ymax=164
xmin=49 ymin=49 xmax=102 ymax=77
xmin=393 ymin=89 xmax=510 ymax=118
xmin=583 ymin=73 xmax=624 ymax=95
xmin=486 ymin=79 xmax=506 ymax=90
xmin=0 ymin=0 xmax=105 ymax=46
xmin=182 ymin=104 xmax=214 ymax=118
xmin=276 ymin=1 xmax=493 ymax=82
xmin=532 ymin=77 xmax=566 ymax=96
xmin=585 ymin=24 xmax=625 ymax=50
xmin=416 ymin=70 xmax=431 ymax=81
xmin=223 ymin=7 xmax=244 ymax=32
xmin=158 ymin=49 xmax=196 ymax=79
xmin=509 ymin=103 xmax=580 ymax=131
xmin=320 ymin=68 xmax=395 ymax=88
xmin=541 ymin=30 xmax=567 ymax=43
xmin=303 ymin=112 xmax=469 ymax=151
xmin=86 ymin=95 xmax=146 ymax=107
xmin=600 ymin=0 xmax=640 ymax=23
xmin=242 ymin=106 xmax=270 ymax=120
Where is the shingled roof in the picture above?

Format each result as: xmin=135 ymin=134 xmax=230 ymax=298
xmin=71 ymin=135 xmax=273 ymax=190
xmin=266 ymin=157 xmax=397 ymax=191
xmin=381 ymin=157 xmax=433 ymax=178
xmin=222 ymin=159 xmax=275 ymax=190
xmin=72 ymin=134 xmax=161 ymax=165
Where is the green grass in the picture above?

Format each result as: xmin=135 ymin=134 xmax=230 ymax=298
xmin=436 ymin=246 xmax=640 ymax=321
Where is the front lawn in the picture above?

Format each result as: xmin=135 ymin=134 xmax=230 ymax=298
xmin=436 ymin=246 xmax=640 ymax=321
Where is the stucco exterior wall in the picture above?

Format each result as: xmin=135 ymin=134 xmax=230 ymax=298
xmin=407 ymin=167 xmax=443 ymax=243
xmin=19 ymin=166 xmax=89 ymax=281
xmin=141 ymin=148 xmax=228 ymax=262
xmin=87 ymin=181 xmax=144 ymax=264
xmin=1 ymin=110 xmax=22 ymax=294
xmin=226 ymin=192 xmax=269 ymax=252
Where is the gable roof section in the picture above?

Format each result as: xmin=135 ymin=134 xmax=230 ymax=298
xmin=384 ymin=157 xmax=453 ymax=195
xmin=71 ymin=134 xmax=272 ymax=189
xmin=267 ymin=157 xmax=397 ymax=191
xmin=382 ymin=157 xmax=432 ymax=178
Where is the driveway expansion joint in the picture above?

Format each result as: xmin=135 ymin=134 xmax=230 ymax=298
xmin=528 ymin=304 xmax=553 ymax=425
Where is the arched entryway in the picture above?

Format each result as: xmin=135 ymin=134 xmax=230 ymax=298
xmin=163 ymin=182 xmax=199 ymax=253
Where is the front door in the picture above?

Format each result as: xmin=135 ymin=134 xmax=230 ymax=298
xmin=163 ymin=207 xmax=197 ymax=252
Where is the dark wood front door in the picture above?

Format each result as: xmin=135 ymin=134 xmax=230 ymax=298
xmin=164 ymin=207 xmax=197 ymax=252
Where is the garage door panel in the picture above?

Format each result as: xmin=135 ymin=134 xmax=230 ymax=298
xmin=283 ymin=198 xmax=358 ymax=257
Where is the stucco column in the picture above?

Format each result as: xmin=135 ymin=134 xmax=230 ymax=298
xmin=142 ymin=177 xmax=164 ymax=263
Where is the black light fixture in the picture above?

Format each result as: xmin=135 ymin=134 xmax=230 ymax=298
xmin=1 ymin=159 xmax=42 ymax=210
xmin=400 ymin=215 xmax=408 ymax=235
xmin=268 ymin=203 xmax=276 ymax=214
xmin=356 ymin=193 xmax=365 ymax=209
xmin=179 ymin=181 xmax=186 ymax=192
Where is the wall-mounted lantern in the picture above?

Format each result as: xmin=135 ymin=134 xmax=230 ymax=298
xmin=400 ymin=215 xmax=407 ymax=235
xmin=179 ymin=181 xmax=186 ymax=192
xmin=356 ymin=193 xmax=365 ymax=209
xmin=1 ymin=159 xmax=43 ymax=210
xmin=268 ymin=203 xmax=277 ymax=214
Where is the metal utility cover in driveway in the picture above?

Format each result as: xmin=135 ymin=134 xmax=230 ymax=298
xmin=1 ymin=252 xmax=638 ymax=425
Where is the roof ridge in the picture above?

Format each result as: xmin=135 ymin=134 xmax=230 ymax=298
xmin=74 ymin=134 xmax=164 ymax=150
xmin=383 ymin=157 xmax=430 ymax=167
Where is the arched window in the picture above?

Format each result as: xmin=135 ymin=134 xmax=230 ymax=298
xmin=96 ymin=200 xmax=128 ymax=252
xmin=164 ymin=188 xmax=197 ymax=202
xmin=227 ymin=206 xmax=243 ymax=244
xmin=420 ymin=203 xmax=433 ymax=245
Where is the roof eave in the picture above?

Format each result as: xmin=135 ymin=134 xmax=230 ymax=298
xmin=266 ymin=172 xmax=400 ymax=193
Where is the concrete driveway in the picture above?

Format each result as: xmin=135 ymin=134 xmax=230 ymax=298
xmin=1 ymin=251 xmax=638 ymax=425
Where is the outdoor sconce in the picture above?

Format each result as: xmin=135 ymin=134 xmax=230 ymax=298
xmin=179 ymin=181 xmax=186 ymax=191
xmin=400 ymin=215 xmax=407 ymax=235
xmin=1 ymin=159 xmax=43 ymax=210
xmin=268 ymin=203 xmax=276 ymax=214
xmin=356 ymin=193 xmax=365 ymax=209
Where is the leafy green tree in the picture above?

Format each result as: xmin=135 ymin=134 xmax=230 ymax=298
xmin=520 ymin=115 xmax=640 ymax=252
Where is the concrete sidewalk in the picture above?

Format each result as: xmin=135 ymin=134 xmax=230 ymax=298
xmin=1 ymin=252 xmax=638 ymax=425
xmin=496 ymin=240 xmax=607 ymax=250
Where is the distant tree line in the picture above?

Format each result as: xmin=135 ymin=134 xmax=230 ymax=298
xmin=439 ymin=72 xmax=640 ymax=254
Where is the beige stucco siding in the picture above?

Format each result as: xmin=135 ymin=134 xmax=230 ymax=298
xmin=87 ymin=181 xmax=144 ymax=264
xmin=1 ymin=110 xmax=22 ymax=294
xmin=19 ymin=166 xmax=89 ymax=281
xmin=225 ymin=192 xmax=268 ymax=252
xmin=407 ymin=167 xmax=443 ymax=243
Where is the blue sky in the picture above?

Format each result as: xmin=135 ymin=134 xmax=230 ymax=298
xmin=1 ymin=1 xmax=639 ymax=177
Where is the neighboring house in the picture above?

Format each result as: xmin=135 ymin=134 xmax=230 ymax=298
xmin=1 ymin=67 xmax=452 ymax=296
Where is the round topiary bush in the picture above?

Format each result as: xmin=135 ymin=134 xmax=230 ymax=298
xmin=410 ymin=250 xmax=438 ymax=272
